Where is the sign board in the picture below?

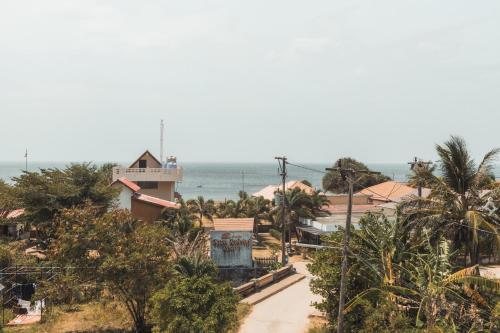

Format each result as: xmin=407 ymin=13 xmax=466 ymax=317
xmin=210 ymin=230 xmax=253 ymax=267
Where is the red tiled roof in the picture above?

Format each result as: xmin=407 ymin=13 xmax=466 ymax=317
xmin=112 ymin=177 xmax=141 ymax=192
xmin=133 ymin=193 xmax=179 ymax=209
xmin=213 ymin=218 xmax=254 ymax=231
xmin=4 ymin=209 xmax=25 ymax=219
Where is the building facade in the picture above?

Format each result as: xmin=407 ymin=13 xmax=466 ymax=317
xmin=112 ymin=150 xmax=183 ymax=201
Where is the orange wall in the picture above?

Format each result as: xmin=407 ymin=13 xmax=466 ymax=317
xmin=131 ymin=198 xmax=163 ymax=223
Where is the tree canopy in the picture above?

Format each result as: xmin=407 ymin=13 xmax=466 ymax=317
xmin=322 ymin=158 xmax=391 ymax=193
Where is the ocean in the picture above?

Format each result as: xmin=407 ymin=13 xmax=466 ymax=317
xmin=0 ymin=162 xmax=498 ymax=200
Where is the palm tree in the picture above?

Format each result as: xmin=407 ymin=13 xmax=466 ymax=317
xmin=400 ymin=136 xmax=499 ymax=266
xmin=245 ymin=195 xmax=271 ymax=222
xmin=309 ymin=190 xmax=330 ymax=217
xmin=174 ymin=252 xmax=217 ymax=278
xmin=345 ymin=225 xmax=500 ymax=331
xmin=160 ymin=199 xmax=197 ymax=236
xmin=270 ymin=188 xmax=315 ymax=234
xmin=186 ymin=196 xmax=215 ymax=227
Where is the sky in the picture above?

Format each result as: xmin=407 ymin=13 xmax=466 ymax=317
xmin=0 ymin=1 xmax=499 ymax=164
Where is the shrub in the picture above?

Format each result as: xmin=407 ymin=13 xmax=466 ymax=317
xmin=269 ymin=228 xmax=281 ymax=240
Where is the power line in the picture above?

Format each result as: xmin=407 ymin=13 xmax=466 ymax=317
xmin=449 ymin=221 xmax=499 ymax=236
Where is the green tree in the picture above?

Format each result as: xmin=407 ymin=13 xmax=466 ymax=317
xmin=12 ymin=163 xmax=117 ymax=240
xmin=322 ymin=158 xmax=391 ymax=193
xmin=270 ymin=188 xmax=316 ymax=230
xmin=310 ymin=213 xmax=500 ymax=332
xmin=0 ymin=180 xmax=19 ymax=218
xmin=187 ymin=196 xmax=216 ymax=227
xmin=50 ymin=206 xmax=172 ymax=332
xmin=160 ymin=199 xmax=198 ymax=236
xmin=151 ymin=267 xmax=238 ymax=333
xmin=400 ymin=136 xmax=500 ymax=266
xmin=173 ymin=252 xmax=218 ymax=278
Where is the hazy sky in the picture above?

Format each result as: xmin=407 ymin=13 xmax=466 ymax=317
xmin=1 ymin=1 xmax=499 ymax=164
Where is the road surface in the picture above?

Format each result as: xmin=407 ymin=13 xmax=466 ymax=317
xmin=239 ymin=261 xmax=321 ymax=333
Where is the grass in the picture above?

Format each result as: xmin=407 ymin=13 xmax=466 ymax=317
xmin=3 ymin=301 xmax=131 ymax=333
xmin=229 ymin=303 xmax=253 ymax=333
xmin=307 ymin=316 xmax=330 ymax=333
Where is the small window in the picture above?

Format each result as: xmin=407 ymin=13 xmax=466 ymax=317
xmin=138 ymin=159 xmax=147 ymax=168
xmin=137 ymin=181 xmax=158 ymax=189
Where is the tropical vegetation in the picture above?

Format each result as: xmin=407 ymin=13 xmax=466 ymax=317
xmin=322 ymin=157 xmax=391 ymax=193
xmin=310 ymin=136 xmax=500 ymax=332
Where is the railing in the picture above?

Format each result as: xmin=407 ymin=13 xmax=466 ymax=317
xmin=112 ymin=167 xmax=183 ymax=182
xmin=253 ymin=256 xmax=278 ymax=268
xmin=233 ymin=264 xmax=294 ymax=297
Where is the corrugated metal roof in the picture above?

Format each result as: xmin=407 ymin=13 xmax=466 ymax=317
xmin=296 ymin=226 xmax=328 ymax=236
xmin=213 ymin=218 xmax=254 ymax=231
xmin=133 ymin=193 xmax=179 ymax=208
xmin=112 ymin=177 xmax=141 ymax=192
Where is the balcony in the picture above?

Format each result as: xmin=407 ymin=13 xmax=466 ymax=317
xmin=112 ymin=167 xmax=183 ymax=182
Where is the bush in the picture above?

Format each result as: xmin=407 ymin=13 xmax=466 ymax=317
xmin=152 ymin=275 xmax=238 ymax=333
xmin=269 ymin=228 xmax=281 ymax=240
xmin=0 ymin=245 xmax=13 ymax=269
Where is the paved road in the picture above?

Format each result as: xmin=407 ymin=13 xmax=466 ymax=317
xmin=239 ymin=261 xmax=321 ymax=333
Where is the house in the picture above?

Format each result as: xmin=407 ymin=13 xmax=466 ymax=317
xmin=357 ymin=181 xmax=416 ymax=204
xmin=210 ymin=218 xmax=254 ymax=268
xmin=297 ymin=181 xmax=429 ymax=245
xmin=0 ymin=209 xmax=25 ymax=238
xmin=252 ymin=180 xmax=316 ymax=201
xmin=111 ymin=177 xmax=179 ymax=223
xmin=112 ymin=150 xmax=183 ymax=201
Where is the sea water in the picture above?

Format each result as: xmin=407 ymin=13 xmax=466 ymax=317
xmin=0 ymin=162 xmax=498 ymax=200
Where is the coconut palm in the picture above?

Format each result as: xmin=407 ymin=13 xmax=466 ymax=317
xmin=309 ymin=190 xmax=330 ymax=217
xmin=345 ymin=232 xmax=500 ymax=331
xmin=270 ymin=188 xmax=315 ymax=232
xmin=400 ymin=136 xmax=500 ymax=266
xmin=174 ymin=252 xmax=217 ymax=278
xmin=186 ymin=196 xmax=215 ymax=227
xmin=160 ymin=199 xmax=197 ymax=236
xmin=245 ymin=195 xmax=271 ymax=222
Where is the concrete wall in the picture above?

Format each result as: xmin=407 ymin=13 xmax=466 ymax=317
xmin=112 ymin=184 xmax=133 ymax=210
xmin=210 ymin=231 xmax=253 ymax=267
xmin=327 ymin=193 xmax=371 ymax=205
xmin=138 ymin=181 xmax=175 ymax=201
xmin=131 ymin=198 xmax=163 ymax=223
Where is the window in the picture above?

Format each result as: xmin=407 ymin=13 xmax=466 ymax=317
xmin=137 ymin=181 xmax=158 ymax=189
xmin=138 ymin=159 xmax=147 ymax=168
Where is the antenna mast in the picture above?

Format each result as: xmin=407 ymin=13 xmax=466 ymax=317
xmin=160 ymin=120 xmax=164 ymax=165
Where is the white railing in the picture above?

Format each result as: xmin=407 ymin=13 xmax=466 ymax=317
xmin=112 ymin=167 xmax=183 ymax=182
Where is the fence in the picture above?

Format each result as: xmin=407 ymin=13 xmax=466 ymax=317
xmin=233 ymin=264 xmax=294 ymax=297
xmin=253 ymin=256 xmax=278 ymax=268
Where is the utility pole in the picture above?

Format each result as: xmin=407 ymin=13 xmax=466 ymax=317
xmin=275 ymin=156 xmax=287 ymax=265
xmin=241 ymin=170 xmax=245 ymax=193
xmin=24 ymin=149 xmax=28 ymax=172
xmin=326 ymin=161 xmax=380 ymax=333
xmin=160 ymin=120 xmax=165 ymax=165
xmin=408 ymin=157 xmax=432 ymax=197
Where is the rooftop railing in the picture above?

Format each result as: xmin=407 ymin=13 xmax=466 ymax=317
xmin=112 ymin=167 xmax=183 ymax=182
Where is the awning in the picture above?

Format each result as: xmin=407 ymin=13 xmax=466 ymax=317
xmin=296 ymin=226 xmax=329 ymax=236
